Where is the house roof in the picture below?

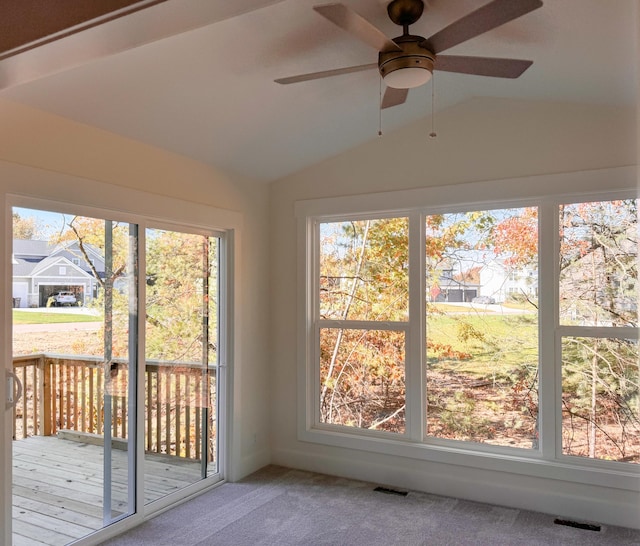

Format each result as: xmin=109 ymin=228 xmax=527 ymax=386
xmin=0 ymin=0 xmax=636 ymax=183
xmin=13 ymin=239 xmax=53 ymax=258
xmin=13 ymin=239 xmax=53 ymax=276
xmin=12 ymin=239 xmax=104 ymax=278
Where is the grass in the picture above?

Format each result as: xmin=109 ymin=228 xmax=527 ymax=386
xmin=501 ymin=300 xmax=538 ymax=311
xmin=13 ymin=310 xmax=102 ymax=324
xmin=427 ymin=312 xmax=538 ymax=376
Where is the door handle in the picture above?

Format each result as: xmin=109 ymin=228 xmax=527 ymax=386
xmin=6 ymin=370 xmax=23 ymax=410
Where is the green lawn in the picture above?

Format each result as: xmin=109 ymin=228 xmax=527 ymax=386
xmin=501 ymin=300 xmax=538 ymax=311
xmin=427 ymin=312 xmax=538 ymax=376
xmin=13 ymin=310 xmax=102 ymax=324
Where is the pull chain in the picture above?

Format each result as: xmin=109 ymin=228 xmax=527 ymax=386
xmin=429 ymin=72 xmax=437 ymax=139
xmin=378 ymin=76 xmax=383 ymax=137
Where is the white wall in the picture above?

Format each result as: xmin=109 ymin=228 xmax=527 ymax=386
xmin=269 ymin=97 xmax=639 ymax=528
xmin=0 ymin=98 xmax=272 ymax=535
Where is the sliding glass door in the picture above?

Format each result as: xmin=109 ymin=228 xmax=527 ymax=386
xmin=10 ymin=207 xmax=137 ymax=544
xmin=6 ymin=206 xmax=226 ymax=543
xmin=144 ymin=227 xmax=221 ymax=504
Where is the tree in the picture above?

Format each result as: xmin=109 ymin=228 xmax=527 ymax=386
xmin=52 ymin=216 xmax=129 ymax=288
xmin=12 ymin=212 xmax=42 ymax=239
xmin=559 ymin=199 xmax=639 ymax=462
xmin=145 ymin=229 xmax=217 ymax=364
xmin=49 ymin=216 xmax=133 ymax=359
xmin=490 ymin=208 xmax=538 ymax=268
xmin=51 ymin=216 xmax=218 ymax=365
xmin=560 ymin=199 xmax=637 ymax=327
xmin=319 ymin=218 xmax=408 ymax=431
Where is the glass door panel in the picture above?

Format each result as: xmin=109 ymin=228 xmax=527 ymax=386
xmin=11 ymin=208 xmax=137 ymax=544
xmin=144 ymin=228 xmax=219 ymax=504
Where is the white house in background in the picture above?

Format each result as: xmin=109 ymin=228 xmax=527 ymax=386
xmin=479 ymin=259 xmax=538 ymax=303
xmin=429 ymin=268 xmax=480 ymax=303
xmin=12 ymin=239 xmax=105 ymax=308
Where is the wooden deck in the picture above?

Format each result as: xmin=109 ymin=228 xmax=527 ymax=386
xmin=12 ymin=436 xmax=203 ymax=546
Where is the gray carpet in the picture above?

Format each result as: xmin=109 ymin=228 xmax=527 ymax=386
xmin=103 ymin=466 xmax=640 ymax=545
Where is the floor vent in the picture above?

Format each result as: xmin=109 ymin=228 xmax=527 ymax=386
xmin=374 ymin=486 xmax=408 ymax=497
xmin=554 ymin=518 xmax=601 ymax=532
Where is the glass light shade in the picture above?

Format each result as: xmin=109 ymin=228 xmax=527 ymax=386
xmin=383 ymin=66 xmax=432 ymax=89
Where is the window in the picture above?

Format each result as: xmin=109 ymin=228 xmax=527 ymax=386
xmin=318 ymin=218 xmax=409 ymax=433
xmin=425 ymin=208 xmax=538 ymax=447
xmin=559 ymin=199 xmax=639 ymax=463
xmin=302 ymin=176 xmax=638 ymax=471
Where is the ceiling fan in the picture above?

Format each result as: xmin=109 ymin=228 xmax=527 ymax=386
xmin=275 ymin=0 xmax=543 ymax=109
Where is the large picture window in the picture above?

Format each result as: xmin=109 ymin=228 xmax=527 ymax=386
xmin=304 ymin=181 xmax=638 ymax=469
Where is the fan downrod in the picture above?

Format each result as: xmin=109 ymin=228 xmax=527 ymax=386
xmin=387 ymin=0 xmax=424 ymax=28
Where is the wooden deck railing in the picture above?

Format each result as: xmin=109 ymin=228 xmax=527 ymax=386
xmin=12 ymin=354 xmax=215 ymax=461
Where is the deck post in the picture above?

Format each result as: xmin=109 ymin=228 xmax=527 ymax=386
xmin=40 ymin=356 xmax=53 ymax=436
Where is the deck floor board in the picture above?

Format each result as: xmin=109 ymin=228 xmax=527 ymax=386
xmin=12 ymin=436 xmax=202 ymax=545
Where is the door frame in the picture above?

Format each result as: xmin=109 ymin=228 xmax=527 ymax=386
xmin=3 ymin=190 xmax=237 ymax=545
xmin=2 ymin=190 xmax=12 ymax=546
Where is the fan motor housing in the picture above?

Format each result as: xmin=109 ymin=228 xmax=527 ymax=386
xmin=378 ymin=36 xmax=434 ymax=88
xmin=387 ymin=0 xmax=424 ymax=27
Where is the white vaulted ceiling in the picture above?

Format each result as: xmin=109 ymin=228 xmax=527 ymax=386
xmin=0 ymin=0 xmax=637 ymax=182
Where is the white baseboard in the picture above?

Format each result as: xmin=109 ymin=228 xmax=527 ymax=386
xmin=230 ymin=447 xmax=271 ymax=482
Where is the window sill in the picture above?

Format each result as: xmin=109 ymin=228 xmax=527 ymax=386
xmin=300 ymin=426 xmax=640 ymax=492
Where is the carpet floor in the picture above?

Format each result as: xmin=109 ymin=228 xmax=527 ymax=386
xmin=103 ymin=465 xmax=640 ymax=545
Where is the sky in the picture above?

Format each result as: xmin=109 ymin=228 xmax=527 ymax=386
xmin=13 ymin=206 xmax=69 ymax=239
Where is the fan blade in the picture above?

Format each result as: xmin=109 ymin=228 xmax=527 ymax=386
xmin=424 ymin=0 xmax=543 ymax=54
xmin=435 ymin=55 xmax=533 ymax=78
xmin=381 ymin=87 xmax=409 ymax=109
xmin=275 ymin=63 xmax=377 ymax=84
xmin=314 ymin=3 xmax=401 ymax=53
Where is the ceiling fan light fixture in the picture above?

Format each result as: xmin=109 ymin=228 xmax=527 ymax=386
xmin=379 ymin=42 xmax=435 ymax=89
xmin=383 ymin=65 xmax=432 ymax=89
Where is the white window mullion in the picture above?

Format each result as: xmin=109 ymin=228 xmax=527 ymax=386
xmin=538 ymin=200 xmax=558 ymax=459
xmin=558 ymin=325 xmax=639 ymax=340
xmin=319 ymin=319 xmax=408 ymax=331
xmin=306 ymin=217 xmax=321 ymax=431
xmin=406 ymin=211 xmax=424 ymax=441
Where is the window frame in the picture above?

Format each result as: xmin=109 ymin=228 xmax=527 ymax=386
xmin=312 ymin=213 xmax=415 ymax=438
xmin=296 ymin=166 xmax=639 ymax=490
xmin=554 ymin=196 xmax=639 ymax=465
